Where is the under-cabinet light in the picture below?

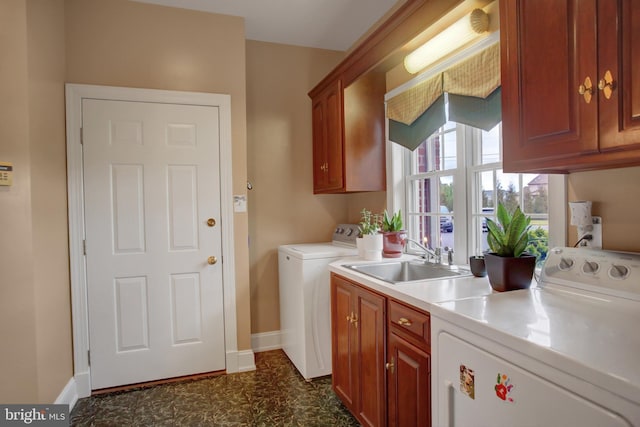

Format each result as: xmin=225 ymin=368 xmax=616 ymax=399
xmin=404 ymin=8 xmax=490 ymax=74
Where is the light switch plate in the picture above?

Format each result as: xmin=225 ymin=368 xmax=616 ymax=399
xmin=0 ymin=162 xmax=13 ymax=186
xmin=233 ymin=195 xmax=247 ymax=212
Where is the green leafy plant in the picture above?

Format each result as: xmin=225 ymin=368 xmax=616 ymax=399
xmin=382 ymin=209 xmax=403 ymax=232
xmin=359 ymin=209 xmax=381 ymax=235
xmin=485 ymin=203 xmax=531 ymax=257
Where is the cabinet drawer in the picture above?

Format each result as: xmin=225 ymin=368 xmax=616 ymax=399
xmin=388 ymin=299 xmax=430 ymax=351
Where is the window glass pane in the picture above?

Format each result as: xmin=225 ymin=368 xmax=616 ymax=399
xmin=522 ymin=174 xmax=548 ymax=215
xmin=439 ymin=176 xmax=454 ymax=250
xmin=414 ymin=141 xmax=429 ymax=173
xmin=440 ymin=131 xmax=457 ymax=171
xmin=480 ymin=124 xmax=500 ymax=164
xmin=410 ymin=178 xmax=433 ymax=213
xmin=407 ymin=215 xmax=438 ymax=253
xmin=480 ymin=170 xmax=494 ymax=210
xmin=496 ymin=170 xmax=520 ymax=212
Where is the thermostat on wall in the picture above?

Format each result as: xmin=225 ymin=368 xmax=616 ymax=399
xmin=0 ymin=162 xmax=13 ymax=186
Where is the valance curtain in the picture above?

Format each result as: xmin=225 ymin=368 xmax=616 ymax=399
xmin=388 ymin=43 xmax=501 ymax=150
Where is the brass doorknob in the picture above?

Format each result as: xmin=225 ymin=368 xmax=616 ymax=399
xmin=207 ymin=218 xmax=216 ymax=227
xmin=207 ymin=256 xmax=217 ymax=265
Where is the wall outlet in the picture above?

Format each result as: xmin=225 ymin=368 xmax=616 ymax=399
xmin=577 ymin=216 xmax=602 ymax=249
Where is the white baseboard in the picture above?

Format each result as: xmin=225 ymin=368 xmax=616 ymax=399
xmin=236 ymin=350 xmax=257 ymax=373
xmin=226 ymin=349 xmax=256 ymax=373
xmin=54 ymin=377 xmax=79 ymax=410
xmin=251 ymin=330 xmax=282 ymax=353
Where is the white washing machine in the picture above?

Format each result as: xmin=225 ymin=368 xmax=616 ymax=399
xmin=278 ymin=224 xmax=359 ymax=380
xmin=431 ymin=247 xmax=640 ymax=426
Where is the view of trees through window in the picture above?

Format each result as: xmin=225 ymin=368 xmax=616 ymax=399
xmin=405 ymin=121 xmax=550 ymax=263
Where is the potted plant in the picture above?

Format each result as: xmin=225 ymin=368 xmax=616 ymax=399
xmin=484 ymin=203 xmax=536 ymax=292
xmin=381 ymin=209 xmax=407 ymax=258
xmin=359 ymin=209 xmax=383 ymax=260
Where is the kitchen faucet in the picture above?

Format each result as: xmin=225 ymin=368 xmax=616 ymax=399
xmin=405 ymin=238 xmax=441 ymax=264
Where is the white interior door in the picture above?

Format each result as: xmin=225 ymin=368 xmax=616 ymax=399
xmin=82 ymin=99 xmax=226 ymax=390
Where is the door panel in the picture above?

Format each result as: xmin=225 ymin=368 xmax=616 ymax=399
xmin=83 ymin=99 xmax=225 ymax=389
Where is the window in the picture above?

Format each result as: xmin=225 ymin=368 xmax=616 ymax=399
xmin=392 ymin=112 xmax=561 ymax=265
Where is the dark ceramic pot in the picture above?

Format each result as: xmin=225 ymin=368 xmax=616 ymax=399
xmin=469 ymin=256 xmax=487 ymax=277
xmin=381 ymin=231 xmax=407 ymax=258
xmin=484 ymin=252 xmax=536 ymax=292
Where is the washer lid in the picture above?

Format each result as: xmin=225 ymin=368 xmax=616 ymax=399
xmin=279 ymin=243 xmax=358 ymax=260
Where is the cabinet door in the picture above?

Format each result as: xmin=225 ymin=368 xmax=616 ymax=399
xmin=331 ymin=275 xmax=357 ymax=411
xmin=324 ymin=81 xmax=345 ymax=191
xmin=355 ymin=285 xmax=386 ymax=427
xmin=500 ymin=0 xmax=598 ymax=172
xmin=312 ymin=81 xmax=344 ymax=193
xmin=598 ymin=0 xmax=640 ymax=150
xmin=312 ymin=97 xmax=327 ymax=191
xmin=387 ymin=333 xmax=430 ymax=427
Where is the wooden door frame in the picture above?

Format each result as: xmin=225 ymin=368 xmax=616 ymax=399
xmin=65 ymin=84 xmax=240 ymax=398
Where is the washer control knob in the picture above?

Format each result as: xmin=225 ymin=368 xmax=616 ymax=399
xmin=558 ymin=258 xmax=574 ymax=271
xmin=582 ymin=261 xmax=599 ymax=274
xmin=609 ymin=264 xmax=629 ymax=279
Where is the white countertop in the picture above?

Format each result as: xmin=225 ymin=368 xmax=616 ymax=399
xmin=328 ymin=255 xmax=495 ymax=312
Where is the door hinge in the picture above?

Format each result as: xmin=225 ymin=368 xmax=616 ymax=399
xmin=83 ymin=239 xmax=86 ymax=256
xmin=87 ymin=350 xmax=90 ymax=366
xmin=80 ymin=127 xmax=83 ymax=145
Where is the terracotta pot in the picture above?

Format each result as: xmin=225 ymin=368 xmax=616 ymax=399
xmin=484 ymin=252 xmax=536 ymax=292
xmin=381 ymin=231 xmax=407 ymax=258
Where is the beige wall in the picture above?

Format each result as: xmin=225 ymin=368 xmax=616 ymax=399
xmin=246 ymin=41 xmax=389 ymax=334
xmin=65 ymin=0 xmax=252 ymax=350
xmin=27 ymin=0 xmax=72 ymax=402
xmin=0 ymin=0 xmax=71 ymax=403
xmin=246 ymin=41 xmax=347 ymax=333
xmin=568 ymin=166 xmax=640 ymax=252
xmin=0 ymin=0 xmax=40 ymax=403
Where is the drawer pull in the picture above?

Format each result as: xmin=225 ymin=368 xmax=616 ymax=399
xmin=398 ymin=317 xmax=413 ymax=326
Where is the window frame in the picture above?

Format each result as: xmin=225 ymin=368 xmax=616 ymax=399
xmin=384 ymin=45 xmax=567 ymax=265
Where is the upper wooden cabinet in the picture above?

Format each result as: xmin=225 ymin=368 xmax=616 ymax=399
xmin=500 ymin=0 xmax=640 ymax=173
xmin=310 ymin=73 xmax=386 ymax=194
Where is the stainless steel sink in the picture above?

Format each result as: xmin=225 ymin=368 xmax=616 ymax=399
xmin=343 ymin=261 xmax=471 ymax=284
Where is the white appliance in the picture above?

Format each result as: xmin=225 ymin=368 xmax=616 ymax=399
xmin=431 ymin=247 xmax=640 ymax=426
xmin=278 ymin=224 xmax=359 ymax=380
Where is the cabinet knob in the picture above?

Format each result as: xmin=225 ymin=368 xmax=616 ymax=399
xmin=346 ymin=312 xmax=358 ymax=328
xmin=578 ymin=76 xmax=594 ymax=104
xmin=385 ymin=357 xmax=395 ymax=374
xmin=598 ymin=70 xmax=615 ymax=100
xmin=397 ymin=317 xmax=413 ymax=326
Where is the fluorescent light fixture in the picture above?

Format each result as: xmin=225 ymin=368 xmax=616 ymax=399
xmin=404 ymin=8 xmax=490 ymax=74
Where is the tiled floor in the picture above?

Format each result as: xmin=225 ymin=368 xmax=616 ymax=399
xmin=70 ymin=350 xmax=360 ymax=426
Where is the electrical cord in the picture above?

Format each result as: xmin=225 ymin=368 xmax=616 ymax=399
xmin=573 ymin=234 xmax=593 ymax=247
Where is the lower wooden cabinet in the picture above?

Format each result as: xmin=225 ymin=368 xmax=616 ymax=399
xmin=331 ymin=273 xmax=432 ymax=427
xmin=331 ymin=273 xmax=386 ymax=427
xmin=387 ymin=332 xmax=431 ymax=427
